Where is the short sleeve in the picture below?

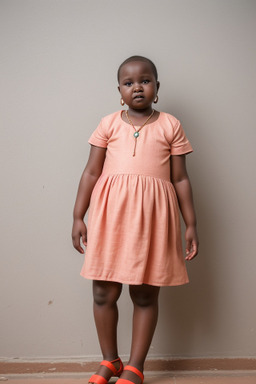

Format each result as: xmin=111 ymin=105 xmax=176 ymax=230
xmin=88 ymin=119 xmax=108 ymax=148
xmin=170 ymin=120 xmax=193 ymax=155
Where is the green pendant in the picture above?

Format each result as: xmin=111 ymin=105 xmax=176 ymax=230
xmin=134 ymin=131 xmax=139 ymax=138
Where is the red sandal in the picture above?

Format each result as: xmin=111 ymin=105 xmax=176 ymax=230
xmin=88 ymin=357 xmax=124 ymax=384
xmin=116 ymin=365 xmax=144 ymax=384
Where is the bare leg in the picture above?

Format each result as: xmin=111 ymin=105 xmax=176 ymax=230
xmin=119 ymin=284 xmax=160 ymax=384
xmin=89 ymin=280 xmax=122 ymax=383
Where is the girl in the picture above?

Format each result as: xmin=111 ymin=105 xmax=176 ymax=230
xmin=72 ymin=56 xmax=199 ymax=384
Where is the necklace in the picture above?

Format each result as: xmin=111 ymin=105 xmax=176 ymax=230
xmin=125 ymin=109 xmax=155 ymax=156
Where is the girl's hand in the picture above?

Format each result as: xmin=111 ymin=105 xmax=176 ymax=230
xmin=72 ymin=219 xmax=87 ymax=254
xmin=185 ymin=226 xmax=199 ymax=261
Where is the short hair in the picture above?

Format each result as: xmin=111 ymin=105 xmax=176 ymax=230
xmin=117 ymin=55 xmax=158 ymax=83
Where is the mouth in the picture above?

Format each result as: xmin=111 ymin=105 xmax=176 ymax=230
xmin=133 ymin=95 xmax=144 ymax=99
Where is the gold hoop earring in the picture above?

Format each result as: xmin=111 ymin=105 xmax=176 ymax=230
xmin=153 ymin=95 xmax=158 ymax=104
xmin=120 ymin=98 xmax=125 ymax=106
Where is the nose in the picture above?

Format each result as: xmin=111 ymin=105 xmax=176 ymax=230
xmin=134 ymin=84 xmax=143 ymax=92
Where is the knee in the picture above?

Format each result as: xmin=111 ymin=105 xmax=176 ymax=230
xmin=93 ymin=281 xmax=122 ymax=306
xmin=129 ymin=285 xmax=160 ymax=307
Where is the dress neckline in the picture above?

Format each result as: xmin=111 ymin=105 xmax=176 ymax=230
xmin=119 ymin=110 xmax=161 ymax=128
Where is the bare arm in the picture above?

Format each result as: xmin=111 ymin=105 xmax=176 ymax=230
xmin=170 ymin=155 xmax=199 ymax=260
xmin=72 ymin=145 xmax=106 ymax=253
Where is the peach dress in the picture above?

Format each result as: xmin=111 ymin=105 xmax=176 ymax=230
xmin=80 ymin=110 xmax=193 ymax=286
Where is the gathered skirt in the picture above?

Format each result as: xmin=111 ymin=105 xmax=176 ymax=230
xmin=80 ymin=173 xmax=189 ymax=286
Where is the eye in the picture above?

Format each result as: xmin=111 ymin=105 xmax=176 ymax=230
xmin=142 ymin=79 xmax=150 ymax=84
xmin=125 ymin=82 xmax=132 ymax=87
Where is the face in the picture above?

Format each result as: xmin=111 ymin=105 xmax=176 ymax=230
xmin=118 ymin=61 xmax=159 ymax=110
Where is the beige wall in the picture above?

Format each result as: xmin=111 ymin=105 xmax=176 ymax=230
xmin=1 ymin=0 xmax=256 ymax=361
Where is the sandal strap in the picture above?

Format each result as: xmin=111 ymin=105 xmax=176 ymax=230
xmin=115 ymin=357 xmax=124 ymax=376
xmin=124 ymin=365 xmax=144 ymax=382
xmin=89 ymin=358 xmax=123 ymax=384
xmin=100 ymin=360 xmax=118 ymax=375
xmin=88 ymin=374 xmax=108 ymax=384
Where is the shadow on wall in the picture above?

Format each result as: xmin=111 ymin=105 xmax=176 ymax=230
xmin=157 ymin=108 xmax=218 ymax=357
xmin=159 ymin=188 xmax=218 ymax=357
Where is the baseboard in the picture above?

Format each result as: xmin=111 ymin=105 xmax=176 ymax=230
xmin=0 ymin=358 xmax=256 ymax=374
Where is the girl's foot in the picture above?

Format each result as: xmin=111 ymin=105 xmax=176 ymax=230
xmin=116 ymin=365 xmax=144 ymax=384
xmin=88 ymin=357 xmax=123 ymax=384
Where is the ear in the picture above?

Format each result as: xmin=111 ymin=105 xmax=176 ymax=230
xmin=156 ymin=81 xmax=160 ymax=92
xmin=118 ymin=85 xmax=121 ymax=93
